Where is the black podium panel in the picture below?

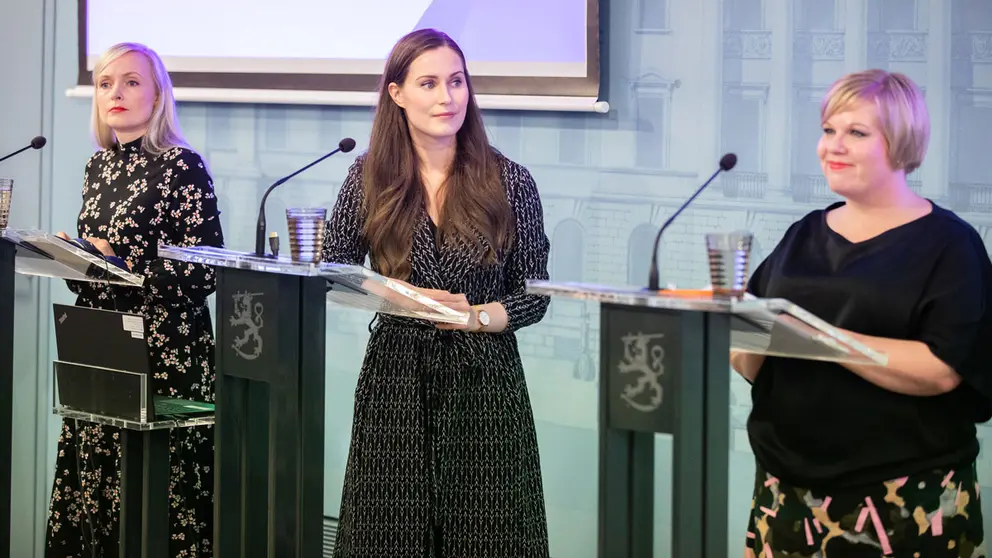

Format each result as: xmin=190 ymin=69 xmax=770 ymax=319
xmin=598 ymin=304 xmax=730 ymax=558
xmin=214 ymin=268 xmax=327 ymax=558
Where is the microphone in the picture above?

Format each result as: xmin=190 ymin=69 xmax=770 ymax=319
xmin=0 ymin=136 xmax=47 ymax=165
xmin=646 ymin=153 xmax=737 ymax=291
xmin=254 ymin=137 xmax=357 ymax=257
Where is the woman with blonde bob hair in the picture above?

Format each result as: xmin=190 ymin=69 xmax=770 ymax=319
xmin=734 ymin=69 xmax=990 ymax=556
xmin=90 ymin=43 xmax=189 ymax=155
xmin=49 ymin=42 xmax=223 ymax=557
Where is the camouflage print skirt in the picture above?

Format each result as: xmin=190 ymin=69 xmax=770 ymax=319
xmin=745 ymin=463 xmax=986 ymax=558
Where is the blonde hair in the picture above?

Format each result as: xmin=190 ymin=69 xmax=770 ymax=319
xmin=91 ymin=42 xmax=189 ymax=156
xmin=821 ymin=69 xmax=930 ymax=174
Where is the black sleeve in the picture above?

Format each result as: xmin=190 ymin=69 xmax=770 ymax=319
xmin=143 ymin=151 xmax=225 ymax=307
xmin=500 ymin=164 xmax=551 ymax=332
xmin=916 ymin=230 xmax=991 ymax=397
xmin=322 ymin=158 xmax=368 ymax=266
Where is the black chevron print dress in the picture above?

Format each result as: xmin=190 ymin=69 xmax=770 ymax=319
xmin=322 ymin=151 xmax=551 ymax=558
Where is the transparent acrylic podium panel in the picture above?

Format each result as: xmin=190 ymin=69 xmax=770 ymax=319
xmin=0 ymin=228 xmax=144 ymax=286
xmin=52 ymin=407 xmax=215 ymax=431
xmin=526 ymin=280 xmax=888 ymax=366
xmin=52 ymin=360 xmax=215 ymax=430
xmin=159 ymin=245 xmax=470 ymax=325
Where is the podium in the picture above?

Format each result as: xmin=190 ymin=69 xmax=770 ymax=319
xmin=48 ymin=407 xmax=214 ymax=558
xmin=0 ymin=228 xmax=145 ymax=557
xmin=158 ymin=245 xmax=467 ymax=558
xmin=525 ymin=281 xmax=887 ymax=558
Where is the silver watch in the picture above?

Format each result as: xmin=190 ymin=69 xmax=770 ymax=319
xmin=476 ymin=308 xmax=490 ymax=329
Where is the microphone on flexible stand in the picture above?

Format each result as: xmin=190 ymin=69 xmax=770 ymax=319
xmin=646 ymin=153 xmax=737 ymax=291
xmin=0 ymin=136 xmax=47 ymax=165
xmin=254 ymin=137 xmax=357 ymax=257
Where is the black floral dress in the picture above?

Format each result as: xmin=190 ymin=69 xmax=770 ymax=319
xmin=323 ymin=151 xmax=552 ymax=558
xmin=45 ymin=137 xmax=224 ymax=557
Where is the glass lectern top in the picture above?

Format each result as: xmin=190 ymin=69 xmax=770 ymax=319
xmin=321 ymin=263 xmax=470 ymax=325
xmin=157 ymin=245 xmax=326 ymax=277
xmin=160 ymin=245 xmax=470 ymax=325
xmin=0 ymin=229 xmax=144 ymax=287
xmin=527 ymin=281 xmax=735 ymax=312
xmin=527 ymin=280 xmax=888 ymax=366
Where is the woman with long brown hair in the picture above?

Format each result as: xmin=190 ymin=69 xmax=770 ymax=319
xmin=322 ymin=28 xmax=551 ymax=558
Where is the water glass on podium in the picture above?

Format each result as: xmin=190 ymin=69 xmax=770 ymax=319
xmin=286 ymin=207 xmax=327 ymax=263
xmin=705 ymin=230 xmax=753 ymax=296
xmin=0 ymin=179 xmax=12 ymax=229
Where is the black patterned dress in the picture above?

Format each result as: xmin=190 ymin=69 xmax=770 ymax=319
xmin=323 ymin=152 xmax=551 ymax=558
xmin=45 ymin=137 xmax=224 ymax=557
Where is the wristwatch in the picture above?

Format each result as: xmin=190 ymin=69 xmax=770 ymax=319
xmin=474 ymin=307 xmax=490 ymax=331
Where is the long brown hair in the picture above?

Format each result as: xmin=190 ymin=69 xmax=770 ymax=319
xmin=362 ymin=28 xmax=513 ymax=280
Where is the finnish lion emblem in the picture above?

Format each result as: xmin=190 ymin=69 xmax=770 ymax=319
xmin=230 ymin=291 xmax=264 ymax=360
xmin=618 ymin=332 xmax=666 ymax=412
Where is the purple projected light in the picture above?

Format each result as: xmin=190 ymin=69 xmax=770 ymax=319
xmin=413 ymin=0 xmax=587 ymax=64
xmin=85 ymin=0 xmax=587 ymax=68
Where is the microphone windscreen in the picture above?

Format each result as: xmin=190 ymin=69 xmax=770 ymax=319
xmin=31 ymin=136 xmax=47 ymax=149
xmin=719 ymin=153 xmax=737 ymax=171
xmin=339 ymin=137 xmax=357 ymax=153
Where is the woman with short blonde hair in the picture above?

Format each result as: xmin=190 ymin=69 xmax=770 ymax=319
xmin=820 ymin=68 xmax=930 ymax=174
xmin=734 ymin=69 xmax=989 ymax=556
xmin=89 ymin=42 xmax=189 ymax=155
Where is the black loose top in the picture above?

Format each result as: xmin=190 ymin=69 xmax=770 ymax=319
xmin=747 ymin=201 xmax=992 ymax=489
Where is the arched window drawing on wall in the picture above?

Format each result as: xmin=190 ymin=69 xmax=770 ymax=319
xmin=628 ymin=223 xmax=660 ymax=289
xmin=550 ymin=219 xmax=594 ymax=381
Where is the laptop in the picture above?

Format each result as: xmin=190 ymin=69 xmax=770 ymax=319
xmin=53 ymin=303 xmax=215 ymax=422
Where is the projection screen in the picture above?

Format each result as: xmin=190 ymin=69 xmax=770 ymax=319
xmin=67 ymin=0 xmax=608 ymax=113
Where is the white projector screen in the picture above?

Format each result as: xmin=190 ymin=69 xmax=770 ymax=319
xmin=71 ymin=0 xmax=606 ymax=113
